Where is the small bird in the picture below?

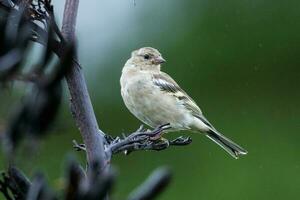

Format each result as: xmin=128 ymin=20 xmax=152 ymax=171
xmin=120 ymin=47 xmax=247 ymax=158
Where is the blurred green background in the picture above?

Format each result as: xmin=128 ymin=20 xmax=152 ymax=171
xmin=1 ymin=0 xmax=300 ymax=199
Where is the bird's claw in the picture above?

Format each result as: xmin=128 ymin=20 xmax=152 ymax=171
xmin=148 ymin=123 xmax=171 ymax=140
xmin=151 ymin=137 xmax=169 ymax=150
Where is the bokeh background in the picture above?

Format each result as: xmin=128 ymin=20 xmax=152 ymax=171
xmin=1 ymin=0 xmax=300 ymax=199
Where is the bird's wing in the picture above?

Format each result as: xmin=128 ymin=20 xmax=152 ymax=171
xmin=152 ymin=72 xmax=201 ymax=114
xmin=152 ymin=72 xmax=216 ymax=130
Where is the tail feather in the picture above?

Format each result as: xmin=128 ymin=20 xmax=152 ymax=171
xmin=206 ymin=129 xmax=247 ymax=159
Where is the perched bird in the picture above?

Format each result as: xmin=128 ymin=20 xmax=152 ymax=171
xmin=120 ymin=47 xmax=247 ymax=158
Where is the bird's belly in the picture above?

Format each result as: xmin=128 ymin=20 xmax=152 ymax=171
xmin=122 ymin=79 xmax=190 ymax=130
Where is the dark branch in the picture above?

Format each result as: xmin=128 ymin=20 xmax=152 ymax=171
xmin=61 ymin=0 xmax=108 ymax=172
xmin=73 ymin=124 xmax=192 ymax=157
xmin=127 ymin=167 xmax=172 ymax=200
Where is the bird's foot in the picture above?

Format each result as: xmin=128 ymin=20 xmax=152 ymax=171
xmin=151 ymin=137 xmax=170 ymax=150
xmin=148 ymin=123 xmax=171 ymax=141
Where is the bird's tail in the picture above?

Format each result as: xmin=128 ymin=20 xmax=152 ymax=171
xmin=206 ymin=129 xmax=247 ymax=159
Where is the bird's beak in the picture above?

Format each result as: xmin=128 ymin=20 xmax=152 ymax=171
xmin=153 ymin=56 xmax=166 ymax=65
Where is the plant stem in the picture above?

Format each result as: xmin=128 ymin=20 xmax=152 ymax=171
xmin=61 ymin=0 xmax=108 ymax=172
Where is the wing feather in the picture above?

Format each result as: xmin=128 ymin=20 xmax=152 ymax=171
xmin=152 ymin=72 xmax=203 ymax=117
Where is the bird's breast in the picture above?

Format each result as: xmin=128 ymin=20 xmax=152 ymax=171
xmin=120 ymin=71 xmax=191 ymax=130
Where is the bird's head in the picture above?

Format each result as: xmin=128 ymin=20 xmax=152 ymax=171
xmin=127 ymin=47 xmax=166 ymax=71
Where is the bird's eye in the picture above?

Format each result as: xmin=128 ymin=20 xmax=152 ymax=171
xmin=144 ymin=54 xmax=150 ymax=60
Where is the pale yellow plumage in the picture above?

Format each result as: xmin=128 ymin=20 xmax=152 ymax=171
xmin=120 ymin=47 xmax=247 ymax=158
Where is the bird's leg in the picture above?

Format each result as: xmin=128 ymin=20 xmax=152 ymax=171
xmin=149 ymin=134 xmax=163 ymax=141
xmin=145 ymin=124 xmax=171 ymax=150
xmin=148 ymin=123 xmax=171 ymax=141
